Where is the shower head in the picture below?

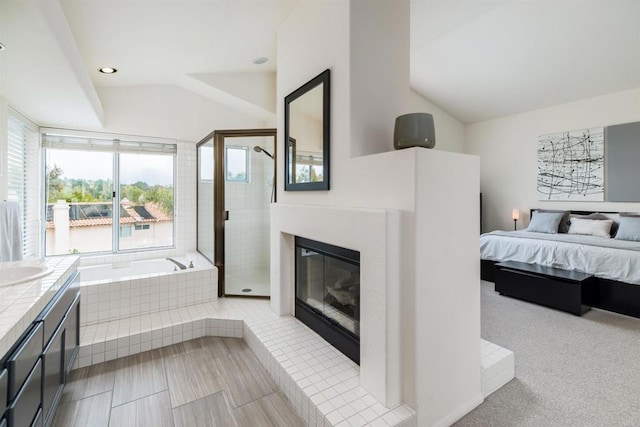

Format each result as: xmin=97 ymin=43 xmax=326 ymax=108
xmin=253 ymin=146 xmax=274 ymax=159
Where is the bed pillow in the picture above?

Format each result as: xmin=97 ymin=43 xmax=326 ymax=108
xmin=527 ymin=211 xmax=565 ymax=234
xmin=570 ymin=212 xmax=619 ymax=236
xmin=536 ymin=209 xmax=571 ymax=233
xmin=568 ymin=218 xmax=613 ymax=238
xmin=614 ymin=214 xmax=640 ymax=242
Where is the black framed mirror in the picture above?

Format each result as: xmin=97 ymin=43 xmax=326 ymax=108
xmin=284 ymin=69 xmax=330 ymax=191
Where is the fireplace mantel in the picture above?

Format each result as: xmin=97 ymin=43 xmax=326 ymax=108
xmin=271 ymin=203 xmax=402 ymax=406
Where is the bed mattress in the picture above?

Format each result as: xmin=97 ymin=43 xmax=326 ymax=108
xmin=480 ymin=230 xmax=640 ymax=285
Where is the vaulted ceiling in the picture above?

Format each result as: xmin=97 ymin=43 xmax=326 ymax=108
xmin=1 ymin=0 xmax=638 ymax=129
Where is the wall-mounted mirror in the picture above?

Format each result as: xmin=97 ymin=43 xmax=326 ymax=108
xmin=285 ymin=69 xmax=330 ymax=191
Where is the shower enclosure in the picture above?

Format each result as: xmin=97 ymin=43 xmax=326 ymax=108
xmin=197 ymin=129 xmax=276 ymax=297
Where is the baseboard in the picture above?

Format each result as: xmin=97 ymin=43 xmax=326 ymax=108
xmin=430 ymin=393 xmax=484 ymax=427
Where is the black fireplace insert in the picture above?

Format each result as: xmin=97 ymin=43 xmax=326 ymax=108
xmin=295 ymin=236 xmax=360 ymax=364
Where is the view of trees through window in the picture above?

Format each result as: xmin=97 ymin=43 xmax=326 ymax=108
xmin=45 ymin=149 xmax=174 ymax=255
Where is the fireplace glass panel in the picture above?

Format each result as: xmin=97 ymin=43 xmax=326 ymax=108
xmin=296 ymin=247 xmax=360 ymax=337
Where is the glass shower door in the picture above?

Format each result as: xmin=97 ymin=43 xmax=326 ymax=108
xmin=196 ymin=137 xmax=214 ymax=262
xmin=222 ymin=134 xmax=275 ymax=297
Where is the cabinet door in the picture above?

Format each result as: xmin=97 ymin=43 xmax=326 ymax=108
xmin=31 ymin=408 xmax=42 ymax=427
xmin=0 ymin=368 xmax=7 ymax=416
xmin=7 ymin=359 xmax=41 ymax=427
xmin=64 ymin=294 xmax=80 ymax=374
xmin=42 ymin=322 xmax=65 ymax=425
xmin=7 ymin=323 xmax=43 ymax=401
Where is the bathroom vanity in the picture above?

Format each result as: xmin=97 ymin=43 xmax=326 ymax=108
xmin=0 ymin=257 xmax=80 ymax=427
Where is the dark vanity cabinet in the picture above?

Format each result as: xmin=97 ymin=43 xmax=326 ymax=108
xmin=1 ymin=271 xmax=80 ymax=427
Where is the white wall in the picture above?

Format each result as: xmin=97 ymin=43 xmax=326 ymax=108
xmin=466 ymin=88 xmax=640 ymax=232
xmin=409 ymin=90 xmax=465 ymax=154
xmin=97 ymin=85 xmax=267 ymax=143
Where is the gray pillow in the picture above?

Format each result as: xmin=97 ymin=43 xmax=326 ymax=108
xmin=537 ymin=209 xmax=570 ymax=233
xmin=527 ymin=211 xmax=565 ymax=234
xmin=615 ymin=214 xmax=640 ymax=242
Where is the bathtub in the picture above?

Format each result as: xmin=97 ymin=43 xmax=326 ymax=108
xmin=80 ymin=258 xmax=191 ymax=283
xmin=78 ymin=253 xmax=217 ymax=325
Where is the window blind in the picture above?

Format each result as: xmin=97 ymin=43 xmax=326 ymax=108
xmin=41 ymin=130 xmax=177 ymax=155
xmin=7 ymin=110 xmax=40 ymax=258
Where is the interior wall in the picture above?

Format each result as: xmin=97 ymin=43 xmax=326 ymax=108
xmin=466 ymin=87 xmax=640 ymax=232
xmin=409 ymin=90 xmax=465 ymax=154
xmin=96 ymin=85 xmax=267 ymax=143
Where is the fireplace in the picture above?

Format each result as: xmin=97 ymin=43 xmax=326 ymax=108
xmin=295 ymin=236 xmax=360 ymax=364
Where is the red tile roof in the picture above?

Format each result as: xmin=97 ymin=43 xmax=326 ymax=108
xmin=46 ymin=202 xmax=172 ymax=229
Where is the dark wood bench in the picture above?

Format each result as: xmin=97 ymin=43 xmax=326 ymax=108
xmin=495 ymin=261 xmax=597 ymax=315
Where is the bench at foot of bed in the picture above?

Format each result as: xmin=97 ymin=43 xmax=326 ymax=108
xmin=494 ymin=261 xmax=597 ymax=316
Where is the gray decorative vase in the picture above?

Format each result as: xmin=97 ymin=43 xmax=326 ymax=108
xmin=393 ymin=113 xmax=436 ymax=149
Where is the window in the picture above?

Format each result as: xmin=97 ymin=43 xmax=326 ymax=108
xmin=42 ymin=130 xmax=176 ymax=255
xmin=120 ymin=226 xmax=132 ymax=238
xmin=7 ymin=110 xmax=40 ymax=258
xmin=225 ymin=146 xmax=249 ymax=182
xmin=295 ymin=153 xmax=324 ymax=183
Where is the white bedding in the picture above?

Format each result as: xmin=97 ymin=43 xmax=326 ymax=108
xmin=480 ymin=230 xmax=640 ymax=285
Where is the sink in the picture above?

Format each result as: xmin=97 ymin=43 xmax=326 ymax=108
xmin=0 ymin=265 xmax=54 ymax=288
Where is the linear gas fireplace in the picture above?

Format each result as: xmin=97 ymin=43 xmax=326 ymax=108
xmin=295 ymin=236 xmax=360 ymax=364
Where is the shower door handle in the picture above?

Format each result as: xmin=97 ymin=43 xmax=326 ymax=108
xmin=224 ymin=211 xmax=229 ymax=221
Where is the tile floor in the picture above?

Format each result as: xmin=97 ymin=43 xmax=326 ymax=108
xmin=52 ymin=336 xmax=303 ymax=427
xmin=225 ymin=268 xmax=270 ymax=297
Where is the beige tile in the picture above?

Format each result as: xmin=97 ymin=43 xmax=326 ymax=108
xmin=181 ymin=337 xmax=209 ymax=354
xmin=151 ymin=342 xmax=186 ymax=358
xmin=221 ymin=337 xmax=249 ymax=355
xmin=112 ymin=350 xmax=167 ymax=406
xmin=52 ymin=391 xmax=112 ymax=427
xmin=200 ymin=336 xmax=239 ymax=359
xmin=172 ymin=390 xmax=238 ymax=427
xmin=234 ymin=392 xmax=303 ymax=427
xmin=216 ymin=349 xmax=277 ymax=407
xmin=62 ymin=361 xmax=117 ymax=403
xmin=164 ymin=349 xmax=223 ymax=407
xmin=110 ymin=391 xmax=174 ymax=427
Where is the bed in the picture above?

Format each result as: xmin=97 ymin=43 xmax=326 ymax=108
xmin=481 ymin=210 xmax=640 ymax=318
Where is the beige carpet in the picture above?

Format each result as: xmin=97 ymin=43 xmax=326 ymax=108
xmin=455 ymin=281 xmax=640 ymax=427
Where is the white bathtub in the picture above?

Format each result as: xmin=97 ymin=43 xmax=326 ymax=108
xmin=78 ymin=254 xmax=217 ymax=325
xmin=80 ymin=258 xmax=187 ymax=283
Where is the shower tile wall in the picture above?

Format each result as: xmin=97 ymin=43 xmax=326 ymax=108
xmin=224 ymin=146 xmax=272 ymax=285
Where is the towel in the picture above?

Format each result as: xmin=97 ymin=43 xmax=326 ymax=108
xmin=0 ymin=201 xmax=23 ymax=262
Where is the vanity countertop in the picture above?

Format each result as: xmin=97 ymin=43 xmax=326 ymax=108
xmin=0 ymin=256 xmax=79 ymax=357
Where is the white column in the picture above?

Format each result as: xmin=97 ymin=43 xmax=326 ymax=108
xmin=53 ymin=200 xmax=70 ymax=255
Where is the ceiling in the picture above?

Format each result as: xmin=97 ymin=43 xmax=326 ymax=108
xmin=1 ymin=0 xmax=639 ymax=128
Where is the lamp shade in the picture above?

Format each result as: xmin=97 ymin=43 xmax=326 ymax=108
xmin=393 ymin=113 xmax=436 ymax=150
xmin=512 ymin=209 xmax=520 ymax=220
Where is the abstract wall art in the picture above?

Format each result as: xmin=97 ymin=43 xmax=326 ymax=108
xmin=537 ymin=127 xmax=604 ymax=201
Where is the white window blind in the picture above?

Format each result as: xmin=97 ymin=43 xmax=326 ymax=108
xmin=7 ymin=110 xmax=40 ymax=258
xmin=41 ymin=130 xmax=177 ymax=155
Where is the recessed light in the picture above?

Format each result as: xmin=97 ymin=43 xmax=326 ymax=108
xmin=0 ymin=43 xmax=6 ymax=51
xmin=98 ymin=67 xmax=118 ymax=74
xmin=252 ymin=57 xmax=268 ymax=65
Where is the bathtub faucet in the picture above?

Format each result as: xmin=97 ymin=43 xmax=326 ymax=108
xmin=166 ymin=257 xmax=187 ymax=270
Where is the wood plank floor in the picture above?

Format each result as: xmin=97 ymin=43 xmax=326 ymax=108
xmin=52 ymin=337 xmax=304 ymax=427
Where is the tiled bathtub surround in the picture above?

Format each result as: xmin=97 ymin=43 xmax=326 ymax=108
xmin=78 ymin=253 xmax=216 ymax=325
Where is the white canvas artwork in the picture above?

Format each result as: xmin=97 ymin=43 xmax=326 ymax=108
xmin=537 ymin=127 xmax=604 ymax=201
